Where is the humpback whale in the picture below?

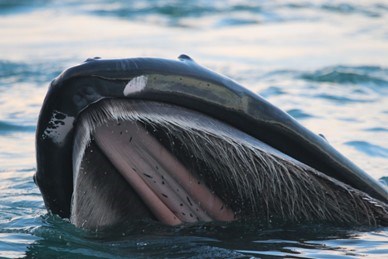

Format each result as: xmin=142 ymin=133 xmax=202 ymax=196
xmin=35 ymin=55 xmax=388 ymax=229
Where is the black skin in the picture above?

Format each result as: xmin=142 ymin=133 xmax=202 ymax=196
xmin=35 ymin=55 xmax=388 ymax=218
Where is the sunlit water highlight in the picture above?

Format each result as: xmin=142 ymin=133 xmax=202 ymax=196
xmin=0 ymin=0 xmax=387 ymax=257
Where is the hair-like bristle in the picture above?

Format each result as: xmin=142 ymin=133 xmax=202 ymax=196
xmin=72 ymin=99 xmax=388 ymax=226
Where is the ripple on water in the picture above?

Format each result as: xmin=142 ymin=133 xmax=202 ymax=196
xmin=18 ymin=218 xmax=382 ymax=258
xmin=0 ymin=60 xmax=62 ymax=86
xmin=287 ymin=108 xmax=314 ymax=119
xmin=345 ymin=141 xmax=388 ymax=158
xmin=365 ymin=127 xmax=388 ymax=132
xmin=314 ymin=93 xmax=376 ymax=104
xmin=259 ymin=86 xmax=286 ymax=98
xmin=301 ymin=66 xmax=388 ymax=87
xmin=0 ymin=233 xmax=39 ymax=258
xmin=68 ymin=1 xmax=388 ymax=26
xmin=320 ymin=2 xmax=382 ymax=17
xmin=0 ymin=121 xmax=35 ymax=135
xmin=215 ymin=17 xmax=259 ymax=27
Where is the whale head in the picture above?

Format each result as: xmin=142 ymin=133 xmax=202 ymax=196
xmin=35 ymin=55 xmax=388 ymax=229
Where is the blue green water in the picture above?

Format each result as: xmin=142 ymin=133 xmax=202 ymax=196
xmin=0 ymin=0 xmax=387 ymax=257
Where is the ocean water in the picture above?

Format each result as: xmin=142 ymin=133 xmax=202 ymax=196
xmin=1 ymin=0 xmax=388 ymax=257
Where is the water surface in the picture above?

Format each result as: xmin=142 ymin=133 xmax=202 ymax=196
xmin=0 ymin=0 xmax=387 ymax=257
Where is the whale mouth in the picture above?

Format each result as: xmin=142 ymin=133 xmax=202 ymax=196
xmin=73 ymin=114 xmax=236 ymax=227
xmin=71 ymin=99 xmax=238 ymax=228
xmin=71 ymin=99 xmax=290 ymax=228
xmin=70 ymin=99 xmax=387 ymax=229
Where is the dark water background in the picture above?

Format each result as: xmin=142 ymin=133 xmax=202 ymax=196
xmin=0 ymin=0 xmax=387 ymax=257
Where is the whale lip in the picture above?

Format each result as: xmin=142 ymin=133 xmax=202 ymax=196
xmin=35 ymin=55 xmax=388 ymax=220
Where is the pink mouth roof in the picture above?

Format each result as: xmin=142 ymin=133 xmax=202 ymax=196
xmin=94 ymin=120 xmax=235 ymax=225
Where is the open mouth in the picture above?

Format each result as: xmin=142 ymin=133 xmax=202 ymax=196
xmin=71 ymin=99 xmax=305 ymax=228
xmin=71 ymin=100 xmax=238 ymax=227
xmin=34 ymin=56 xmax=388 ymax=230
xmin=70 ymin=99 xmax=387 ymax=229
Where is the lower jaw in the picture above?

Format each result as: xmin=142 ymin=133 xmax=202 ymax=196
xmin=70 ymin=99 xmax=388 ymax=229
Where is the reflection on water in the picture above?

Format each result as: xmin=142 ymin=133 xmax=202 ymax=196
xmin=0 ymin=0 xmax=387 ymax=257
xmin=9 ymin=216 xmax=388 ymax=258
